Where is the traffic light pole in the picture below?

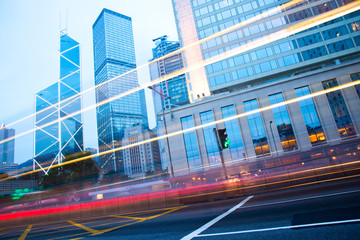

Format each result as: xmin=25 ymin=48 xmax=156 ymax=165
xmin=213 ymin=128 xmax=228 ymax=180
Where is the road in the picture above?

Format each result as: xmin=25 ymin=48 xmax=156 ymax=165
xmin=1 ymin=179 xmax=360 ymax=240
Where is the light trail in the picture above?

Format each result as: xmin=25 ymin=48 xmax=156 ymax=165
xmin=0 ymin=0 xmax=359 ymax=176
xmin=0 ymin=0 xmax=339 ymax=144
xmin=3 ymin=0 xmax=310 ymax=131
xmin=2 ymin=77 xmax=360 ymax=181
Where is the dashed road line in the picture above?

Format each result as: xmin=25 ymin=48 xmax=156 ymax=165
xmin=181 ymin=196 xmax=253 ymax=240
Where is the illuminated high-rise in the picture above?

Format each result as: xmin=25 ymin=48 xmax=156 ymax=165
xmin=172 ymin=0 xmax=360 ymax=94
xmin=34 ymin=32 xmax=83 ymax=172
xmin=0 ymin=125 xmax=15 ymax=167
xmin=93 ymin=9 xmax=148 ymax=173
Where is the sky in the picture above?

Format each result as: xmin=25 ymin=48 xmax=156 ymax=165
xmin=0 ymin=0 xmax=179 ymax=164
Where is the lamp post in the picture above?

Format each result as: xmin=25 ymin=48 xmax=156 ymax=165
xmin=148 ymin=86 xmax=175 ymax=179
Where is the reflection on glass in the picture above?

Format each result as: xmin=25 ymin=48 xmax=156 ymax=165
xmin=244 ymin=99 xmax=270 ymax=157
xmin=221 ymin=105 xmax=246 ymax=162
xmin=200 ymin=111 xmax=221 ymax=167
xmin=181 ymin=116 xmax=202 ymax=171
xmin=322 ymin=79 xmax=356 ymax=138
xmin=295 ymin=86 xmax=326 ymax=145
xmin=350 ymin=72 xmax=360 ymax=99
xmin=269 ymin=93 xmax=298 ymax=152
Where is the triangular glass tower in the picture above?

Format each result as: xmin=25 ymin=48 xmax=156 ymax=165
xmin=34 ymin=32 xmax=83 ymax=173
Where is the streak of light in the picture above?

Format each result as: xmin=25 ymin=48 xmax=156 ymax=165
xmin=176 ymin=165 xmax=360 ymax=200
xmin=0 ymin=0 xmax=340 ymax=144
xmin=1 ymin=78 xmax=360 ymax=181
xmin=3 ymin=0 xmax=309 ymax=131
xmin=0 ymin=0 xmax=359 ymax=176
xmin=0 ymin=163 xmax=358 ymax=223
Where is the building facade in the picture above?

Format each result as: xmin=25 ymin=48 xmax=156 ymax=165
xmin=172 ymin=0 xmax=360 ymax=95
xmin=122 ymin=125 xmax=161 ymax=179
xmin=0 ymin=125 xmax=15 ymax=167
xmin=149 ymin=35 xmax=190 ymax=171
xmin=164 ymin=60 xmax=360 ymax=177
xmin=93 ymin=9 xmax=148 ymax=173
xmin=149 ymin=35 xmax=189 ymax=112
xmin=34 ymin=32 xmax=83 ymax=172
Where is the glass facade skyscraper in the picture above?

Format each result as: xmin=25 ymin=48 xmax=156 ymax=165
xmin=34 ymin=32 xmax=83 ymax=172
xmin=149 ymin=35 xmax=190 ymax=171
xmin=149 ymin=35 xmax=189 ymax=113
xmin=93 ymin=9 xmax=148 ymax=173
xmin=172 ymin=0 xmax=360 ymax=93
xmin=0 ymin=126 xmax=15 ymax=167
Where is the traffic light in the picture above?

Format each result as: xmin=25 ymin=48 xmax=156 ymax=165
xmin=218 ymin=128 xmax=230 ymax=149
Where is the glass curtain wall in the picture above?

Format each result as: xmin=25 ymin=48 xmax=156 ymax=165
xmin=295 ymin=86 xmax=326 ymax=145
xmin=322 ymin=79 xmax=356 ymax=138
xmin=221 ymin=105 xmax=246 ymax=162
xmin=200 ymin=111 xmax=221 ymax=167
xmin=244 ymin=99 xmax=270 ymax=157
xmin=269 ymin=93 xmax=298 ymax=152
xmin=350 ymin=72 xmax=360 ymax=98
xmin=181 ymin=115 xmax=202 ymax=171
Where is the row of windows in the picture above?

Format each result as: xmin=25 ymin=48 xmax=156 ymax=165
xmin=181 ymin=74 xmax=359 ymax=171
xmin=207 ymin=35 xmax=359 ymax=87
xmin=197 ymin=1 xmax=359 ymax=43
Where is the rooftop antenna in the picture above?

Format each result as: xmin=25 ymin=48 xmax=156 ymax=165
xmin=59 ymin=10 xmax=68 ymax=36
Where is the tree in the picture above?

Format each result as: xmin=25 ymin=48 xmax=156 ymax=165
xmin=40 ymin=151 xmax=100 ymax=188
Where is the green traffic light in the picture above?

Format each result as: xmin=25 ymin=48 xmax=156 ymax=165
xmin=224 ymin=139 xmax=230 ymax=148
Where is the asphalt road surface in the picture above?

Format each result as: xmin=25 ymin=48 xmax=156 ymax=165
xmin=1 ymin=179 xmax=360 ymax=240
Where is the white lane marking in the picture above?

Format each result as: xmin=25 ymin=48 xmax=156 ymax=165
xmin=196 ymin=218 xmax=360 ymax=237
xmin=242 ymin=188 xmax=360 ymax=209
xmin=181 ymin=195 xmax=253 ymax=240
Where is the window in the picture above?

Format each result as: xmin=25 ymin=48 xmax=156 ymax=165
xmin=181 ymin=116 xmax=202 ymax=171
xmin=221 ymin=105 xmax=246 ymax=161
xmin=350 ymin=72 xmax=360 ymax=99
xmin=297 ymin=33 xmax=323 ymax=47
xmin=269 ymin=93 xmax=298 ymax=152
xmin=322 ymin=79 xmax=356 ymax=138
xmin=244 ymin=99 xmax=270 ymax=157
xmin=200 ymin=111 xmax=221 ymax=166
xmin=302 ymin=46 xmax=328 ymax=60
xmin=295 ymin=86 xmax=326 ymax=145
xmin=327 ymin=39 xmax=355 ymax=53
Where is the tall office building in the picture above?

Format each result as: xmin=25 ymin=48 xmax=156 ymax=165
xmin=149 ymin=35 xmax=189 ymax=113
xmin=166 ymin=0 xmax=360 ymax=177
xmin=122 ymin=125 xmax=161 ymax=179
xmin=34 ymin=32 xmax=83 ymax=172
xmin=93 ymin=9 xmax=148 ymax=173
xmin=172 ymin=0 xmax=360 ymax=94
xmin=149 ymin=35 xmax=189 ymax=171
xmin=0 ymin=125 xmax=15 ymax=167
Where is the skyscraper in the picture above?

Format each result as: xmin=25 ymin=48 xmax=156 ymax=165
xmin=149 ymin=35 xmax=189 ymax=113
xmin=34 ymin=32 xmax=83 ymax=172
xmin=93 ymin=9 xmax=148 ymax=173
xmin=0 ymin=124 xmax=15 ymax=167
xmin=172 ymin=0 xmax=360 ymax=94
xmin=149 ymin=35 xmax=189 ymax=171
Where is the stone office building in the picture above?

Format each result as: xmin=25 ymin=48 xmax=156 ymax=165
xmin=163 ymin=60 xmax=360 ymax=177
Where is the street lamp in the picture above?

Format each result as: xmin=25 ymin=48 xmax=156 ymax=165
xmin=148 ymin=86 xmax=175 ymax=179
